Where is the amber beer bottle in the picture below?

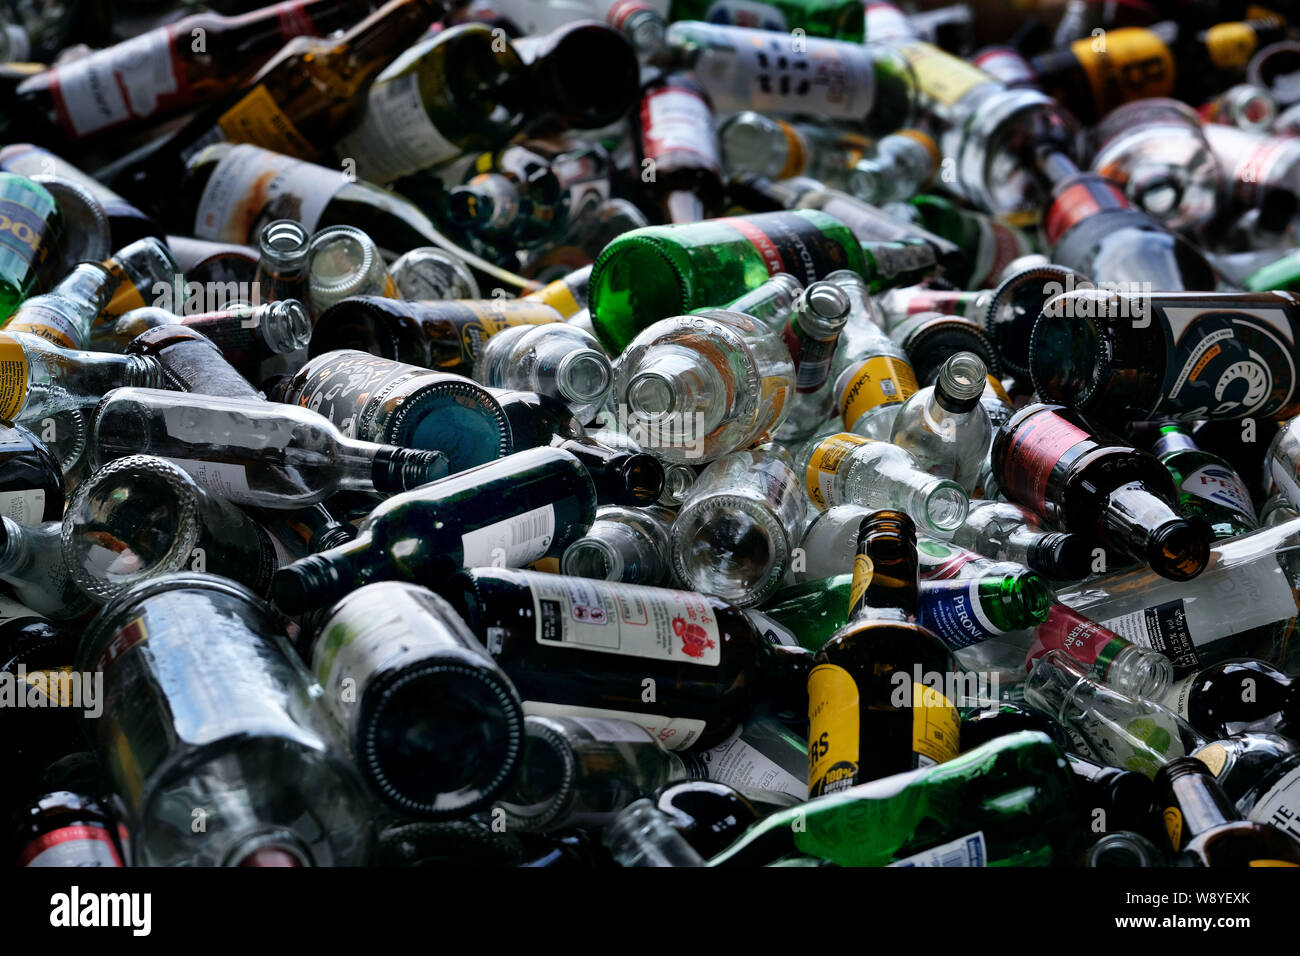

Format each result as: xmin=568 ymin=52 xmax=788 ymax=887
xmin=1155 ymin=757 xmax=1300 ymax=866
xmin=807 ymin=510 xmax=960 ymax=797
xmin=1030 ymin=289 xmax=1300 ymax=426
xmin=14 ymin=0 xmax=372 ymax=148
xmin=992 ymin=404 xmax=1212 ymax=582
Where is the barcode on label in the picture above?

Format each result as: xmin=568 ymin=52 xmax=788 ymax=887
xmin=889 ymin=831 xmax=988 ymax=867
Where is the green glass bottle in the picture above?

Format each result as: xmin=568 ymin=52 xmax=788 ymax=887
xmin=0 ymin=174 xmax=63 ymax=322
xmin=751 ymin=562 xmax=1051 ymax=654
xmin=891 ymin=193 xmax=1035 ymax=291
xmin=665 ymin=0 xmax=864 ymax=41
xmin=707 ymin=729 xmax=1083 ymax=866
xmin=1243 ymin=248 xmax=1300 ymax=293
xmin=590 ymin=210 xmax=880 ymax=355
xmin=1151 ymin=423 xmax=1259 ymax=540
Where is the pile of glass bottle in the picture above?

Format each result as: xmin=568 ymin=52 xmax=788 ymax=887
xmin=8 ymin=0 xmax=1300 ymax=868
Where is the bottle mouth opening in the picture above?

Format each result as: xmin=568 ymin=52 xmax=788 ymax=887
xmin=258 ymin=220 xmax=311 ymax=264
xmin=557 ymin=350 xmax=613 ymax=404
xmin=626 ymin=371 xmax=677 ymax=420
xmin=936 ymin=351 xmax=987 ymax=407
xmin=267 ymin=300 xmax=312 ymax=353
xmin=921 ymin=481 xmax=969 ymax=534
xmin=1146 ymin=520 xmax=1211 ymax=582
xmin=562 ymin=537 xmax=623 ymax=581
xmin=228 ymin=832 xmax=312 ymax=867
xmin=658 ymin=464 xmax=696 ymax=505
xmin=799 ymin=283 xmax=851 ymax=328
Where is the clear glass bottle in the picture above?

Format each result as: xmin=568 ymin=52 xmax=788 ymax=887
xmin=611 ymin=310 xmax=794 ymax=464
xmin=473 ymin=323 xmax=612 ymax=426
xmin=888 ymin=351 xmax=992 ymax=495
xmin=91 ymin=387 xmax=449 ymax=509
xmin=0 ymin=330 xmax=164 ymax=427
xmin=952 ymin=499 xmax=1092 ymax=582
xmin=0 ymin=518 xmax=93 ymax=621
xmin=390 ymin=247 xmax=480 ymax=302
xmin=255 ymin=219 xmax=313 ymax=307
xmin=61 ymin=455 xmax=284 ymax=604
xmin=796 ymin=432 xmax=968 ymax=534
xmin=307 ymin=225 xmax=397 ymax=320
xmin=561 ymin=504 xmax=673 ymax=586
xmin=495 ymin=715 xmax=692 ymax=832
xmin=847 ymin=130 xmax=939 ymax=205
xmin=669 ymin=444 xmax=807 ymax=608
xmin=3 ymin=261 xmax=114 ymax=351
xmin=603 ymin=799 xmax=704 ymax=866
xmin=76 ymin=573 xmax=374 ymax=866
xmin=715 ymin=112 xmax=873 ymax=188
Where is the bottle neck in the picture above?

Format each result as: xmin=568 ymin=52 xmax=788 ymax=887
xmin=624 ymin=343 xmax=727 ymax=437
xmin=847 ymin=512 xmax=919 ymax=623
xmin=1103 ymin=482 xmax=1209 ymax=580
xmin=0 ymin=516 xmax=30 ymax=575
xmin=558 ymin=439 xmax=663 ymax=505
xmin=270 ymin=532 xmax=380 ymax=614
xmin=1151 ymin=424 xmax=1199 ymax=459
xmin=1155 ymin=758 xmax=1239 ymax=848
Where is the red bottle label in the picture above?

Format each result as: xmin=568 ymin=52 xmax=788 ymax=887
xmin=640 ymin=87 xmax=720 ymax=169
xmin=19 ymin=825 xmax=123 ymax=867
xmin=999 ymin=410 xmax=1091 ymax=511
xmin=277 ymin=0 xmax=317 ymax=40
xmin=1044 ymin=179 xmax=1130 ymax=246
xmin=1030 ymin=604 xmax=1127 ymax=677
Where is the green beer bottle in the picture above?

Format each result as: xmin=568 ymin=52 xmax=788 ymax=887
xmin=707 ymin=730 xmax=1083 ymax=866
xmin=0 ymin=174 xmax=63 ymax=322
xmin=590 ymin=210 xmax=917 ymax=355
xmin=1151 ymin=423 xmax=1259 ymax=540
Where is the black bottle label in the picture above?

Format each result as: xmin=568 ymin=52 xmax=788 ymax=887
xmin=720 ymin=212 xmax=855 ymax=287
xmin=1150 ymin=304 xmax=1300 ymax=420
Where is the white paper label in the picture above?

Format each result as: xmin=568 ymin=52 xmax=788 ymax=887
xmin=641 ymin=89 xmax=719 ymax=165
xmin=703 ymin=0 xmax=788 ymax=30
xmin=461 ymin=504 xmax=556 ymax=568
xmin=194 ymin=144 xmax=341 ymax=243
xmin=1182 ymin=463 xmax=1257 ymax=519
xmin=0 ymin=488 xmax=44 ymax=526
xmin=698 ymin=726 xmax=806 ymax=802
xmin=21 ymin=826 xmax=122 ymax=867
xmin=528 ymin=575 xmax=722 ymax=666
xmin=0 ymin=594 xmax=38 ymax=624
xmin=522 ymin=700 xmax=707 ymax=751
xmin=1246 ymin=763 xmax=1300 ymax=844
xmin=164 ymin=457 xmax=252 ymax=503
xmin=744 ymin=608 xmax=801 ymax=647
xmin=52 ymin=27 xmax=178 ymax=137
xmin=1159 ymin=672 xmax=1199 ymax=720
xmin=336 ymin=72 xmax=460 ymax=185
xmin=888 ymin=831 xmax=988 ymax=867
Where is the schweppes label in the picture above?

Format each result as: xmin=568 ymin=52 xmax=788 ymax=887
xmin=808 ymin=663 xmax=860 ymax=797
xmin=837 ymin=354 xmax=918 ymax=430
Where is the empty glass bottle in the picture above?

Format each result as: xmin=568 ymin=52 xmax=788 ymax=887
xmin=473 ymin=322 xmax=612 ymax=425
xmin=0 ymin=518 xmax=92 ymax=621
xmin=3 ymin=261 xmax=113 ymax=351
xmin=952 ymin=499 xmax=1092 ymax=582
xmin=562 ymin=504 xmax=673 ymax=586
xmin=611 ymin=310 xmax=794 ymax=464
xmin=888 ymin=351 xmax=992 ymax=495
xmin=669 ymin=444 xmax=807 ymax=608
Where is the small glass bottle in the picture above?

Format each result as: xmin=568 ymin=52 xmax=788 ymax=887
xmin=308 ymin=225 xmax=398 ymax=319
xmin=611 ymin=310 xmax=794 ymax=464
xmin=562 ymin=504 xmax=673 ymax=586
xmin=670 ymin=444 xmax=807 ymax=608
xmin=796 ymin=432 xmax=969 ymax=535
xmin=473 ymin=322 xmax=612 ymax=425
xmin=889 ymin=351 xmax=992 ymax=496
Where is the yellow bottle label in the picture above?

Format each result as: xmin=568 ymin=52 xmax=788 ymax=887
xmin=912 ymin=682 xmax=960 ymax=766
xmin=1205 ymin=22 xmax=1260 ymax=70
xmin=900 ymin=41 xmax=991 ymax=105
xmin=839 ymin=354 xmax=918 ymax=430
xmin=1250 ymin=859 xmax=1300 ymax=866
xmin=805 ymin=432 xmax=873 ymax=509
xmin=21 ymin=666 xmax=76 ymax=706
xmin=5 ymin=317 xmax=77 ymax=350
xmin=99 ymin=259 xmax=148 ymax=320
xmin=0 ymin=333 xmax=29 ymax=422
xmin=1163 ymin=806 xmax=1184 ymax=849
xmin=848 ymin=554 xmax=873 ymax=610
xmin=1070 ymin=28 xmax=1175 ymax=110
xmin=524 ymin=280 xmax=583 ymax=318
xmin=1193 ymin=741 xmax=1229 ymax=776
xmin=773 ymin=119 xmax=808 ymax=181
xmin=217 ymin=84 xmax=316 ymax=159
xmin=986 ymin=374 xmax=1013 ymax=406
xmin=807 ymin=663 xmax=860 ymax=797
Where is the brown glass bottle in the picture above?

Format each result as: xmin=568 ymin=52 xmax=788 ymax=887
xmin=444 ymin=567 xmax=809 ymax=751
xmin=632 ymin=70 xmax=723 ymax=224
xmin=513 ymin=21 xmax=640 ymax=134
xmin=1155 ymin=756 xmax=1300 ymax=866
xmin=309 ymin=297 xmax=564 ymax=371
xmin=807 ymin=510 xmax=960 ymax=796
xmin=112 ymin=0 xmax=443 ymax=199
xmin=992 ymin=404 xmax=1211 ymax=581
xmin=15 ymin=0 xmax=371 ymax=148
xmin=1030 ymin=289 xmax=1300 ymax=426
